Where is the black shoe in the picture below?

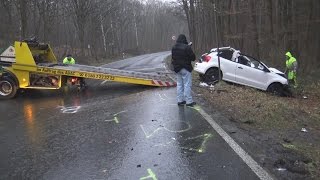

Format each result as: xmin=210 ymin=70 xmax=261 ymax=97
xmin=186 ymin=102 xmax=196 ymax=107
xmin=178 ymin=101 xmax=186 ymax=106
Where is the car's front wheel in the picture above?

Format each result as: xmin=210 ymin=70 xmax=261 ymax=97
xmin=267 ymin=83 xmax=283 ymax=96
xmin=204 ymin=68 xmax=221 ymax=84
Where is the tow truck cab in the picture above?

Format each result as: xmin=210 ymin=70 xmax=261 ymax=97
xmin=0 ymin=40 xmax=60 ymax=99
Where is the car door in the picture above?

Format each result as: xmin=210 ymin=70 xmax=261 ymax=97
xmin=217 ymin=50 xmax=237 ymax=82
xmin=235 ymin=56 xmax=268 ymax=90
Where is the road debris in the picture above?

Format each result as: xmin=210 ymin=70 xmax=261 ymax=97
xmin=276 ymin=168 xmax=287 ymax=171
xmin=283 ymin=138 xmax=292 ymax=143
xmin=282 ymin=143 xmax=297 ymax=150
xmin=199 ymin=82 xmax=209 ymax=87
xmin=209 ymin=85 xmax=215 ymax=91
xmin=301 ymin=128 xmax=308 ymax=133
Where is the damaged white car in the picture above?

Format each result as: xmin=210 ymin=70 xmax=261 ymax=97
xmin=194 ymin=47 xmax=290 ymax=95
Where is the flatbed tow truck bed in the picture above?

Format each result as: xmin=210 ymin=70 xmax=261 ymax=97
xmin=35 ymin=63 xmax=175 ymax=86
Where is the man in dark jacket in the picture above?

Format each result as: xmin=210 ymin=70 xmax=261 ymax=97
xmin=171 ymin=34 xmax=196 ymax=107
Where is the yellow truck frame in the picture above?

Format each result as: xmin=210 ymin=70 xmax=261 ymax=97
xmin=0 ymin=40 xmax=175 ymax=99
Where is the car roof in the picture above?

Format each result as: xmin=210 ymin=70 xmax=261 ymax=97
xmin=210 ymin=46 xmax=237 ymax=53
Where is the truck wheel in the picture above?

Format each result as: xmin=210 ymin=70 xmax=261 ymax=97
xmin=0 ymin=77 xmax=18 ymax=99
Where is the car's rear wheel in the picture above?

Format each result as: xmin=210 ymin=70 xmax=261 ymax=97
xmin=204 ymin=68 xmax=221 ymax=84
xmin=0 ymin=77 xmax=18 ymax=99
xmin=267 ymin=83 xmax=283 ymax=96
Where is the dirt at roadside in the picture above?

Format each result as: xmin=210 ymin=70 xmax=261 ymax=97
xmin=192 ymin=74 xmax=320 ymax=179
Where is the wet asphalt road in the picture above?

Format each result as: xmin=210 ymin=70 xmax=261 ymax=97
xmin=0 ymin=52 xmax=259 ymax=179
xmin=103 ymin=52 xmax=170 ymax=73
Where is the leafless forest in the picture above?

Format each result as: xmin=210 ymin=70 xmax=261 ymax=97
xmin=1 ymin=0 xmax=319 ymax=74
xmin=183 ymin=0 xmax=320 ymax=74
xmin=0 ymin=0 xmax=188 ymax=59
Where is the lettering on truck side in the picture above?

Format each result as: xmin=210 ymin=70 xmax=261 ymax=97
xmin=36 ymin=67 xmax=67 ymax=75
xmin=65 ymin=71 xmax=75 ymax=76
xmin=80 ymin=72 xmax=115 ymax=81
xmin=36 ymin=67 xmax=115 ymax=81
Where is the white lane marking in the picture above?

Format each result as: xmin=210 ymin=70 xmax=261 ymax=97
xmin=100 ymin=80 xmax=108 ymax=85
xmin=197 ymin=108 xmax=274 ymax=180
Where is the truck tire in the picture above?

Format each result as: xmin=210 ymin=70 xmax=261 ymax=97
xmin=0 ymin=77 xmax=18 ymax=99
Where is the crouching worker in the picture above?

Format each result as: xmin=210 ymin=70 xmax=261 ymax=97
xmin=62 ymin=54 xmax=86 ymax=89
xmin=63 ymin=54 xmax=75 ymax=65
xmin=285 ymin=52 xmax=298 ymax=88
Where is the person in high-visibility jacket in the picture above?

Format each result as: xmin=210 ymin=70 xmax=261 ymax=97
xmin=62 ymin=54 xmax=86 ymax=88
xmin=285 ymin=51 xmax=298 ymax=88
xmin=63 ymin=54 xmax=75 ymax=65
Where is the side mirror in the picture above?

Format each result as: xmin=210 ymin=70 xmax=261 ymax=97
xmin=188 ymin=42 xmax=193 ymax=46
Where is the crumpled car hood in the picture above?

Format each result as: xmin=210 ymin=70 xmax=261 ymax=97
xmin=269 ymin=67 xmax=284 ymax=74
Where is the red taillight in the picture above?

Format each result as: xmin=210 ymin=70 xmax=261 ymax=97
xmin=203 ymin=55 xmax=211 ymax=62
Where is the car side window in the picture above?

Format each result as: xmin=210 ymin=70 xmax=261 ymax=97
xmin=237 ymin=56 xmax=251 ymax=67
xmin=251 ymin=59 xmax=265 ymax=71
xmin=257 ymin=63 xmax=265 ymax=70
xmin=217 ymin=50 xmax=233 ymax=60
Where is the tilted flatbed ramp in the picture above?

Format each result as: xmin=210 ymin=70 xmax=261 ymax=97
xmin=34 ymin=63 xmax=176 ymax=87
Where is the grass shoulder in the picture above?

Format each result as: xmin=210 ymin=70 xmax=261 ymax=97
xmin=192 ymin=71 xmax=320 ymax=179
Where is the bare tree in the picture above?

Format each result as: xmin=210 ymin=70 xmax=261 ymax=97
xmin=0 ymin=0 xmax=188 ymax=60
xmin=179 ymin=0 xmax=320 ymax=73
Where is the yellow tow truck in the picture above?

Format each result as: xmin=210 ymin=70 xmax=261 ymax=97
xmin=0 ymin=39 xmax=175 ymax=99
